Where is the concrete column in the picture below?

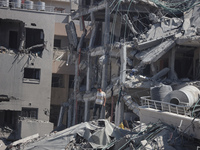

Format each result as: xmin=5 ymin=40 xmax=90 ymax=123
xmin=115 ymin=44 xmax=126 ymax=126
xmin=72 ymin=29 xmax=87 ymax=125
xmin=169 ymin=48 xmax=177 ymax=80
xmin=151 ymin=63 xmax=157 ymax=75
xmin=67 ymin=100 xmax=72 ymax=127
xmin=85 ymin=54 xmax=90 ymax=122
xmin=101 ymin=1 xmax=110 ymax=91
xmin=120 ymin=44 xmax=127 ymax=83
xmin=84 ymin=100 xmax=89 ymax=122
xmin=84 ymin=13 xmax=97 ymax=122
xmin=86 ymin=54 xmax=90 ymax=92
xmin=100 ymin=1 xmax=110 ymax=119
xmin=72 ymin=59 xmax=78 ymax=125
xmin=57 ymin=106 xmax=64 ymax=127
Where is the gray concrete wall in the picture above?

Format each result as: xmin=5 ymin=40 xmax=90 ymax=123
xmin=19 ymin=119 xmax=53 ymax=138
xmin=139 ymin=107 xmax=200 ymax=140
xmin=55 ymin=14 xmax=69 ymax=23
xmin=0 ymin=8 xmax=55 ymax=121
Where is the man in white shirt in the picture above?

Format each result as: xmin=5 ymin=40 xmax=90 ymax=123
xmin=93 ymin=87 xmax=106 ymax=119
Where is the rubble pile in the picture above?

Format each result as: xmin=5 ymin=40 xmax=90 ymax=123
xmin=6 ymin=119 xmax=200 ymax=150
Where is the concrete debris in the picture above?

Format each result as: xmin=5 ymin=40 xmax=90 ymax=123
xmin=152 ymin=67 xmax=170 ymax=81
xmin=57 ymin=1 xmax=200 ymax=134
xmin=3 ymin=0 xmax=200 ymax=147
xmin=0 ymin=140 xmax=7 ymax=150
xmin=176 ymin=36 xmax=200 ymax=47
xmin=124 ymin=75 xmax=153 ymax=89
xmin=20 ymin=119 xmax=134 ymax=150
xmin=8 ymin=133 xmax=39 ymax=149
xmin=65 ymin=21 xmax=78 ymax=49
xmin=123 ymin=14 xmax=138 ymax=35
xmin=138 ymin=39 xmax=176 ymax=66
xmin=99 ymin=55 xmax=105 ymax=66
xmin=8 ymin=120 xmax=200 ymax=150
xmin=123 ymin=94 xmax=139 ymax=115
xmin=79 ymin=60 xmax=87 ymax=70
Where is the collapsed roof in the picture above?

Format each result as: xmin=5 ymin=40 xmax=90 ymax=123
xmin=9 ymin=119 xmax=200 ymax=150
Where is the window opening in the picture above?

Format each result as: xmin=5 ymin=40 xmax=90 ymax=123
xmin=26 ymin=28 xmax=44 ymax=57
xmin=54 ymin=39 xmax=61 ymax=48
xmin=52 ymin=74 xmax=64 ymax=88
xmin=23 ymin=68 xmax=41 ymax=83
xmin=21 ymin=108 xmax=38 ymax=119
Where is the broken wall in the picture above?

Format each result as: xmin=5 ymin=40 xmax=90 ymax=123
xmin=139 ymin=106 xmax=200 ymax=140
xmin=0 ymin=8 xmax=55 ymax=122
xmin=0 ymin=19 xmax=23 ymax=49
xmin=18 ymin=119 xmax=54 ymax=139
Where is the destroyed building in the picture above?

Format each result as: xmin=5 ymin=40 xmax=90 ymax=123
xmin=3 ymin=0 xmax=200 ymax=149
xmin=59 ymin=0 xmax=200 ymax=136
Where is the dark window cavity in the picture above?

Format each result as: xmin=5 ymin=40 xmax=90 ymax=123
xmin=0 ymin=95 xmax=9 ymax=102
xmin=26 ymin=28 xmax=44 ymax=57
xmin=54 ymin=39 xmax=61 ymax=48
xmin=69 ymin=75 xmax=74 ymax=88
xmin=23 ymin=68 xmax=41 ymax=84
xmin=21 ymin=108 xmax=38 ymax=119
xmin=52 ymin=74 xmax=64 ymax=88
xmin=94 ymin=23 xmax=102 ymax=47
xmin=0 ymin=19 xmax=23 ymax=51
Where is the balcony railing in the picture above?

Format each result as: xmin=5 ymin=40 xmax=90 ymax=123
xmin=141 ymin=96 xmax=191 ymax=116
xmin=0 ymin=1 xmax=69 ymax=14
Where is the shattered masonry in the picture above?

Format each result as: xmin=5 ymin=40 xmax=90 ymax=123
xmin=62 ymin=0 xmax=200 ymax=128
xmin=3 ymin=0 xmax=200 ymax=149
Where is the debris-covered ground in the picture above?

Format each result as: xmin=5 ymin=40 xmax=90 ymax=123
xmin=5 ymin=119 xmax=200 ymax=150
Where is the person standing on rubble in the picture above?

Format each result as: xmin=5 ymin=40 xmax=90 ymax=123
xmin=93 ymin=87 xmax=106 ymax=119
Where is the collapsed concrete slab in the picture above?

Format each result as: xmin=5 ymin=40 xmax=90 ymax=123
xmin=61 ymin=0 xmax=200 ymax=131
xmin=139 ymin=106 xmax=200 ymax=140
xmin=18 ymin=119 xmax=200 ymax=150
xmin=18 ymin=118 xmax=53 ymax=139
xmin=137 ymin=39 xmax=176 ymax=66
xmin=22 ymin=119 xmax=134 ymax=150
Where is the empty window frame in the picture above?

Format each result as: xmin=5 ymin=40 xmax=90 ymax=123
xmin=0 ymin=95 xmax=9 ymax=102
xmin=26 ymin=28 xmax=44 ymax=57
xmin=68 ymin=75 xmax=74 ymax=89
xmin=54 ymin=39 xmax=61 ymax=48
xmin=51 ymin=74 xmax=64 ymax=88
xmin=23 ymin=68 xmax=41 ymax=84
xmin=21 ymin=108 xmax=38 ymax=119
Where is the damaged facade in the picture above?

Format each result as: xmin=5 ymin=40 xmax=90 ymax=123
xmin=3 ymin=0 xmax=200 ymax=149
xmin=0 ymin=0 xmax=72 ymax=140
xmin=60 ymin=0 xmax=200 ymax=142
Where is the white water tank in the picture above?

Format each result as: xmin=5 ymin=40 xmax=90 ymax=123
xmin=24 ymin=0 xmax=33 ymax=9
xmin=150 ymin=85 xmax=172 ymax=101
xmin=2 ymin=0 xmax=9 ymax=7
xmin=13 ymin=0 xmax=21 ymax=8
xmin=163 ymin=85 xmax=200 ymax=106
xmin=36 ymin=1 xmax=45 ymax=11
